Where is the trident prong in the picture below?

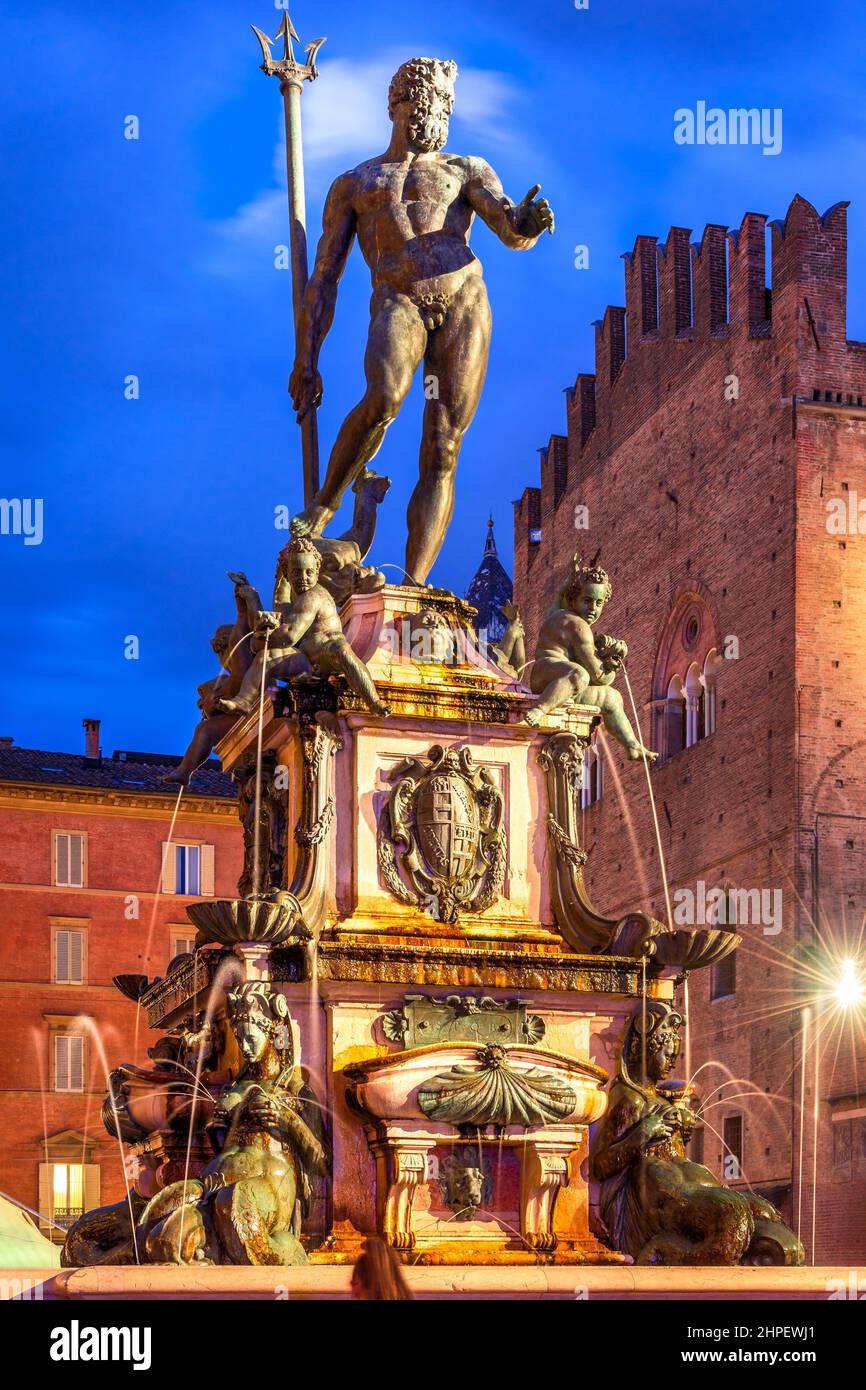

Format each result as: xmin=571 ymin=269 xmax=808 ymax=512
xmin=277 ymin=10 xmax=300 ymax=63
xmin=251 ymin=14 xmax=325 ymax=85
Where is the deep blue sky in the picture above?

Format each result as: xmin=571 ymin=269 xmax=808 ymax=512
xmin=1 ymin=0 xmax=863 ymax=756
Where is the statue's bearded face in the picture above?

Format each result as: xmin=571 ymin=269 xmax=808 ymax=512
xmin=403 ymin=80 xmax=454 ymax=153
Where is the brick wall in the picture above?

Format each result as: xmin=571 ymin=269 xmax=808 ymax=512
xmin=514 ymin=195 xmax=866 ymax=1263
xmin=0 ymin=788 xmax=241 ymax=1239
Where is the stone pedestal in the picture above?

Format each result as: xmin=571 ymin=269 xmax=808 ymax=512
xmin=187 ymin=586 xmax=670 ymax=1264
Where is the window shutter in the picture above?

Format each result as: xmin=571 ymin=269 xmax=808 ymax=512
xmin=200 ymin=844 xmax=215 ymax=897
xmin=161 ymin=842 xmax=176 ymax=894
xmin=70 ymin=930 xmax=83 ymax=984
xmin=83 ymin=1163 xmax=100 ymax=1214
xmin=55 ymin=834 xmax=69 ymax=886
xmin=69 ymin=834 xmax=84 ymax=887
xmin=55 ymin=1035 xmax=68 ymax=1091
xmin=56 ymin=931 xmax=69 ymax=983
xmin=38 ymin=1163 xmax=52 ymax=1233
xmin=70 ymin=1035 xmax=84 ymax=1091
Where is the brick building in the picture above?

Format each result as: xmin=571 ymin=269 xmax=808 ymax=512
xmin=514 ymin=195 xmax=866 ymax=1263
xmin=0 ymin=721 xmax=240 ymax=1243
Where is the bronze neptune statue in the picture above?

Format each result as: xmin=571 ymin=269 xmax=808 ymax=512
xmin=589 ymin=1001 xmax=804 ymax=1265
xmin=289 ymin=57 xmax=554 ymax=584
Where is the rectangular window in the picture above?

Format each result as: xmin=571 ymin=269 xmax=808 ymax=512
xmin=39 ymin=1161 xmax=99 ymax=1240
xmin=170 ymin=933 xmax=196 ymax=961
xmin=54 ymin=1034 xmax=85 ymax=1092
xmin=723 ymin=1114 xmax=743 ymax=1180
xmin=51 ymin=1162 xmax=84 ymax=1228
xmin=176 ymin=844 xmax=200 ymax=896
xmin=691 ymin=1126 xmax=705 ymax=1165
xmin=54 ymin=928 xmax=85 ymax=985
xmin=54 ymin=832 xmax=85 ymax=887
xmin=710 ymin=950 xmax=736 ymax=1000
xmin=162 ymin=843 xmax=213 ymax=896
xmin=580 ymin=745 xmax=604 ymax=808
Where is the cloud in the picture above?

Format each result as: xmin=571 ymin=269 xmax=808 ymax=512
xmin=204 ymin=60 xmax=528 ymax=272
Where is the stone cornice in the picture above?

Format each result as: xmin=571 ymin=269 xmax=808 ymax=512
xmin=0 ymin=781 xmax=237 ymax=821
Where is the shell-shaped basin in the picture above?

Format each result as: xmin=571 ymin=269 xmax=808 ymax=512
xmin=186 ymin=896 xmax=299 ymax=947
xmin=345 ymin=1042 xmax=609 ymax=1129
xmin=652 ymin=928 xmax=741 ymax=972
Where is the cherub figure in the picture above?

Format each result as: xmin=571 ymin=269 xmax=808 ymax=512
xmin=162 ymin=572 xmax=262 ymax=785
xmin=524 ymin=556 xmax=657 ymax=761
xmin=216 ymin=537 xmax=390 ymax=719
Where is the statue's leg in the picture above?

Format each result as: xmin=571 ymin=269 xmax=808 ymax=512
xmin=525 ymin=660 xmax=590 ymax=725
xmin=327 ymin=642 xmax=391 ymax=718
xmin=162 ymin=712 xmax=237 ymax=785
xmin=213 ymin=1178 xmax=305 ymax=1266
xmin=591 ymin=685 xmax=658 ymax=761
xmin=296 ymin=292 xmax=426 ymax=536
xmin=406 ymin=279 xmax=492 ymax=584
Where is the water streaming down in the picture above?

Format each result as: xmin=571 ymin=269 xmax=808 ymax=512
xmin=251 ymin=631 xmax=272 ymax=901
xmin=175 ymin=957 xmax=241 ymax=1262
xmin=596 ymin=735 xmax=653 ymax=907
xmin=81 ymin=1017 xmax=141 ymax=1264
xmin=621 ymin=667 xmax=673 ymax=932
xmin=620 ymin=667 xmax=687 ymax=1075
xmin=136 ymin=783 xmax=186 ymax=1062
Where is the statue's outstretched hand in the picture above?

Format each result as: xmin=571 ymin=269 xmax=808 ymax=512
xmin=511 ymin=185 xmax=555 ymax=239
xmin=289 ymin=361 xmax=323 ymax=421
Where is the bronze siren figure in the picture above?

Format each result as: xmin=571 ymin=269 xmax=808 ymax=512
xmin=288 ymin=56 xmax=554 ymax=584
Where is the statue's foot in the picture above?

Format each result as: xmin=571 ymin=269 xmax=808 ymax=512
xmin=158 ymin=768 xmax=190 ymax=787
xmin=214 ymin=698 xmax=249 ymax=716
xmin=373 ymin=701 xmax=391 ymax=719
xmin=291 ymin=502 xmax=333 ymax=538
xmin=524 ymin=707 xmax=545 ymax=727
xmin=627 ymin=744 xmax=658 ymax=763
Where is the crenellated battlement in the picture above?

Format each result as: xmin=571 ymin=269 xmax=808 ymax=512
xmin=516 ymin=195 xmax=865 ymax=555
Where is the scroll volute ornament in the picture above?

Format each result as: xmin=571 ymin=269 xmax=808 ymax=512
xmin=377 ymin=744 xmax=506 ymax=923
xmin=538 ymin=730 xmax=661 ymax=957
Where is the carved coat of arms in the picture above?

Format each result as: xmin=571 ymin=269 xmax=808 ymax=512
xmin=377 ymin=745 xmax=506 ymax=923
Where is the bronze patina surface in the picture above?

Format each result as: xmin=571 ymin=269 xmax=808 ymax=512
xmin=589 ymin=1001 xmax=804 ymax=1266
xmin=289 ymin=57 xmax=553 ymax=582
xmin=526 ymin=556 xmax=656 ymax=766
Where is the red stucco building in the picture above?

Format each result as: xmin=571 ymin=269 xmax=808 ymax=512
xmin=514 ymin=195 xmax=866 ymax=1264
xmin=0 ymin=721 xmax=240 ymax=1243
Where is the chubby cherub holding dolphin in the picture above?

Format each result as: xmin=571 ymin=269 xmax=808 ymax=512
xmin=215 ymin=535 xmax=390 ymax=719
xmin=525 ymin=553 xmax=657 ymax=762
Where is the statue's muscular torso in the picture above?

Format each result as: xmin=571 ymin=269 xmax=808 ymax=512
xmin=342 ymin=153 xmax=491 ymax=300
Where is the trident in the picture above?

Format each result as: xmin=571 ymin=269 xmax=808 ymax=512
xmin=252 ymin=11 xmax=326 ymax=506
